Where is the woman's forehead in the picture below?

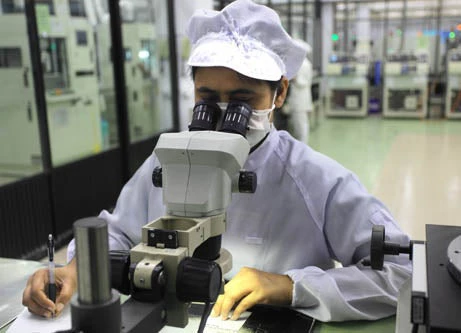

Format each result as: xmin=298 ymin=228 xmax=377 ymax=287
xmin=194 ymin=67 xmax=267 ymax=90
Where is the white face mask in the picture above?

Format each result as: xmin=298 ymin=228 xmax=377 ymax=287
xmin=246 ymin=93 xmax=277 ymax=147
xmin=216 ymin=94 xmax=276 ymax=147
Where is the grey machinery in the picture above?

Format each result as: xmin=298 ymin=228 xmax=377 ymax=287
xmin=445 ymin=47 xmax=461 ymax=119
xmin=324 ymin=53 xmax=369 ymax=117
xmin=382 ymin=52 xmax=429 ymax=118
xmin=366 ymin=224 xmax=461 ymax=332
xmin=69 ymin=101 xmax=258 ymax=333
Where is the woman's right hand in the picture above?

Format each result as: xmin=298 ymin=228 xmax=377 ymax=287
xmin=22 ymin=259 xmax=77 ymax=318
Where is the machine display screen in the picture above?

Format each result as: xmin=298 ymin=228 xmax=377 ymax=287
xmin=69 ymin=0 xmax=86 ymax=17
xmin=76 ymin=31 xmax=88 ymax=46
xmin=0 ymin=48 xmax=22 ymax=68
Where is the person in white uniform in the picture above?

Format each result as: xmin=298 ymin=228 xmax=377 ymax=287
xmin=286 ymin=40 xmax=313 ymax=144
xmin=23 ymin=0 xmax=411 ymax=324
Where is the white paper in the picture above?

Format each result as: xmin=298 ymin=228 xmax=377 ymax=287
xmin=204 ymin=315 xmax=247 ymax=332
xmin=159 ymin=310 xmax=249 ymax=333
xmin=6 ymin=306 xmax=71 ymax=333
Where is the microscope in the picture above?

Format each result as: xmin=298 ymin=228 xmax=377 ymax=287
xmin=69 ymin=100 xmax=257 ymax=333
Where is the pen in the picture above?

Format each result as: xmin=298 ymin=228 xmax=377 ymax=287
xmin=47 ymin=234 xmax=56 ymax=303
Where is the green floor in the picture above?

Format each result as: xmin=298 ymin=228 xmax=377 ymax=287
xmin=307 ymin=114 xmax=461 ymax=192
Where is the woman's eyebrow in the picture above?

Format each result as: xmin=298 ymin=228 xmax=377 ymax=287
xmin=197 ymin=87 xmax=256 ymax=96
xmin=197 ymin=86 xmax=219 ymax=95
xmin=228 ymin=88 xmax=256 ymax=95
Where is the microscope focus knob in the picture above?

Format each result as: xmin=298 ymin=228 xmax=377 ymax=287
xmin=368 ymin=225 xmax=412 ymax=270
xmin=152 ymin=167 xmax=162 ymax=187
xmin=239 ymin=171 xmax=257 ymax=193
xmin=370 ymin=225 xmax=386 ymax=270
xmin=176 ymin=257 xmax=222 ymax=303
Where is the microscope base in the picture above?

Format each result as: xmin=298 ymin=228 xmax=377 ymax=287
xmin=71 ymin=290 xmax=121 ymax=333
xmin=120 ymin=297 xmax=167 ymax=333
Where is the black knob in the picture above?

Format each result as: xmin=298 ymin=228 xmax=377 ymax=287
xmin=109 ymin=250 xmax=131 ymax=295
xmin=368 ymin=225 xmax=412 ymax=270
xmin=176 ymin=257 xmax=222 ymax=303
xmin=239 ymin=171 xmax=257 ymax=193
xmin=370 ymin=225 xmax=386 ymax=270
xmin=129 ymin=262 xmax=166 ymax=303
xmin=152 ymin=167 xmax=162 ymax=187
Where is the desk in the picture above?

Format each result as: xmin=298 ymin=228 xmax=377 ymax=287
xmin=0 ymin=258 xmax=45 ymax=331
xmin=315 ymin=316 xmax=395 ymax=332
xmin=160 ymin=308 xmax=395 ymax=333
xmin=0 ymin=258 xmax=396 ymax=333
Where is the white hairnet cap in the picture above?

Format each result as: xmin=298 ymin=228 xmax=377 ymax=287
xmin=295 ymin=39 xmax=312 ymax=55
xmin=186 ymin=0 xmax=308 ymax=81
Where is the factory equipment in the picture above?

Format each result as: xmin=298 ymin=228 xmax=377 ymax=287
xmin=324 ymin=54 xmax=369 ymax=117
xmin=0 ymin=3 xmax=42 ymax=171
xmin=0 ymin=0 xmax=103 ymax=168
xmin=39 ymin=0 xmax=103 ymax=165
xmin=445 ymin=47 xmax=461 ymax=119
xmin=382 ymin=52 xmax=429 ymax=118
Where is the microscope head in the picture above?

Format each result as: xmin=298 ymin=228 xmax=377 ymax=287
xmin=129 ymin=110 xmax=258 ymax=329
xmin=154 ymin=130 xmax=253 ymax=217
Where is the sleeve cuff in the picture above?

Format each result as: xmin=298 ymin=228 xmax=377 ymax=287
xmin=66 ymin=239 xmax=76 ymax=263
xmin=285 ymin=268 xmax=321 ymax=308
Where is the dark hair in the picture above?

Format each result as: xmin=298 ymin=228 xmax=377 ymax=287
xmin=191 ymin=66 xmax=282 ymax=95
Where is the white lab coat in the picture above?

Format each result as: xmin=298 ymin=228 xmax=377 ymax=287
xmin=67 ymin=128 xmax=411 ymax=322
xmin=286 ymin=58 xmax=313 ymax=143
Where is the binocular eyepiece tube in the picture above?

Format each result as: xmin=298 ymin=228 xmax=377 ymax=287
xmin=188 ymin=101 xmax=252 ymax=137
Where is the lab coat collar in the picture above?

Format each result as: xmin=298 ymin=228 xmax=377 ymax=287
xmin=244 ymin=127 xmax=279 ymax=171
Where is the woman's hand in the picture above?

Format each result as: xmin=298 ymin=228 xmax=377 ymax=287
xmin=22 ymin=259 xmax=77 ymax=318
xmin=211 ymin=267 xmax=293 ymax=320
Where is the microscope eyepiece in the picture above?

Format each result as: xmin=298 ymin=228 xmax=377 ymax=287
xmin=189 ymin=101 xmax=221 ymax=131
xmin=189 ymin=100 xmax=253 ymax=137
xmin=219 ymin=101 xmax=252 ymax=137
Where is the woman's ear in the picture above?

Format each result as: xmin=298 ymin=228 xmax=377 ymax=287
xmin=275 ymin=77 xmax=289 ymax=108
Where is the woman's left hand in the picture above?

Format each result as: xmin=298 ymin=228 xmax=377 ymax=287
xmin=211 ymin=267 xmax=293 ymax=320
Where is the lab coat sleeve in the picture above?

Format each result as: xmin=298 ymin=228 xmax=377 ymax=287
xmin=67 ymin=155 xmax=161 ymax=262
xmin=285 ymin=173 xmax=412 ymax=322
